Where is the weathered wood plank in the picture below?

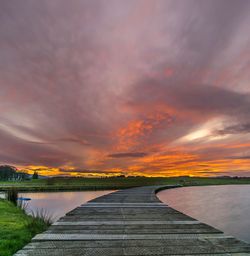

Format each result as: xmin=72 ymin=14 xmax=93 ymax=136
xmin=53 ymin=220 xmax=201 ymax=225
xmin=22 ymin=237 xmax=249 ymax=249
xmin=32 ymin=233 xmax=232 ymax=240
xmin=14 ymin=246 xmax=250 ymax=256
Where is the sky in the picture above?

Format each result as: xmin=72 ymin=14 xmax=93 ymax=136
xmin=0 ymin=0 xmax=250 ymax=177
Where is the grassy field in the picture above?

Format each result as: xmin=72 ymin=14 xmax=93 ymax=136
xmin=0 ymin=200 xmax=49 ymax=256
xmin=0 ymin=176 xmax=250 ymax=192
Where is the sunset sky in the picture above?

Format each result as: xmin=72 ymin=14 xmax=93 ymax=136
xmin=1 ymin=0 xmax=250 ymax=177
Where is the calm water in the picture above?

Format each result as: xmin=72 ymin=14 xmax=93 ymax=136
xmin=158 ymin=185 xmax=250 ymax=243
xmin=19 ymin=190 xmax=114 ymax=221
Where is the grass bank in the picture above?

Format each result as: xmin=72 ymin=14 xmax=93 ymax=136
xmin=0 ymin=176 xmax=250 ymax=192
xmin=0 ymin=199 xmax=50 ymax=256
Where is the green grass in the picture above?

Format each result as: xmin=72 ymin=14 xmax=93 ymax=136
xmin=0 ymin=176 xmax=250 ymax=192
xmin=0 ymin=200 xmax=49 ymax=256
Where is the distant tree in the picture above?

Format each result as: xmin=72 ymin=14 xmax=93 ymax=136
xmin=32 ymin=171 xmax=39 ymax=179
xmin=0 ymin=165 xmax=17 ymax=180
xmin=0 ymin=165 xmax=29 ymax=181
xmin=18 ymin=171 xmax=29 ymax=180
xmin=117 ymin=175 xmax=126 ymax=178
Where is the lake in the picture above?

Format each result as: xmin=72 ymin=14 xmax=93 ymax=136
xmin=19 ymin=190 xmax=114 ymax=221
xmin=158 ymin=185 xmax=250 ymax=243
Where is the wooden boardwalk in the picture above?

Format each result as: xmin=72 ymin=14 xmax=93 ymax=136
xmin=15 ymin=186 xmax=250 ymax=255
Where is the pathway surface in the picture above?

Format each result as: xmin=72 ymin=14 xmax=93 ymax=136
xmin=15 ymin=186 xmax=250 ymax=255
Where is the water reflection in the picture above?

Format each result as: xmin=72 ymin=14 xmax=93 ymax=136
xmin=20 ymin=190 xmax=114 ymax=221
xmin=157 ymin=185 xmax=250 ymax=243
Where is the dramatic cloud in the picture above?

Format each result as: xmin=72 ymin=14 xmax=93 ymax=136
xmin=0 ymin=0 xmax=250 ymax=176
xmin=215 ymin=123 xmax=250 ymax=135
xmin=108 ymin=152 xmax=147 ymax=158
xmin=227 ymin=156 xmax=250 ymax=160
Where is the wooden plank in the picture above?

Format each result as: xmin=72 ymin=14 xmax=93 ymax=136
xmin=22 ymin=237 xmax=248 ymax=249
xmin=53 ymin=220 xmax=201 ymax=225
xmin=14 ymin=246 xmax=250 ymax=256
xmin=32 ymin=233 xmax=231 ymax=240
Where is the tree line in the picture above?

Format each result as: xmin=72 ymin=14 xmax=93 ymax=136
xmin=0 ymin=165 xmax=29 ymax=181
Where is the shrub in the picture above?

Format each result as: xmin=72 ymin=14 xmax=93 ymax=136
xmin=32 ymin=171 xmax=39 ymax=179
xmin=7 ymin=187 xmax=18 ymax=205
xmin=28 ymin=208 xmax=53 ymax=234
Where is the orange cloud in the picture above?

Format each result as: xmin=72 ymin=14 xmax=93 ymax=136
xmin=116 ymin=111 xmax=172 ymax=150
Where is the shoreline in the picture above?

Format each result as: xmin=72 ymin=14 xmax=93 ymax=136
xmin=1 ymin=183 xmax=250 ymax=193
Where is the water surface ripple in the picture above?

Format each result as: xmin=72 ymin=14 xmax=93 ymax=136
xmin=158 ymin=185 xmax=250 ymax=243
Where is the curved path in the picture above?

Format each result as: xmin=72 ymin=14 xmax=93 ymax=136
xmin=15 ymin=185 xmax=250 ymax=255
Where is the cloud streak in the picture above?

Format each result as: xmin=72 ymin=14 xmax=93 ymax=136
xmin=108 ymin=152 xmax=147 ymax=158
